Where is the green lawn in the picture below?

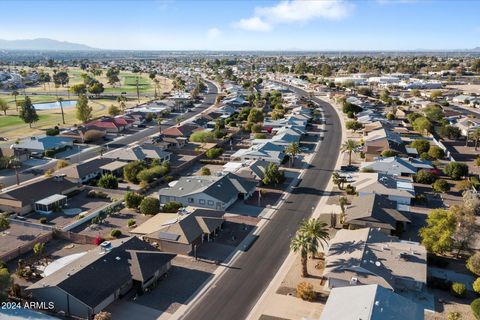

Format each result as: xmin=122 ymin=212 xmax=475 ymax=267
xmin=0 ymin=114 xmax=55 ymax=130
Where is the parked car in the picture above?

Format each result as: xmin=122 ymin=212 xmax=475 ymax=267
xmin=340 ymin=165 xmax=359 ymax=172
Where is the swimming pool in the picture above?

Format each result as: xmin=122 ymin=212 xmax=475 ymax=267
xmin=33 ymin=100 xmax=77 ymax=110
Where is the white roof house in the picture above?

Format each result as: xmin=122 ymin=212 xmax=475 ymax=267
xmin=321 ymin=284 xmax=424 ymax=320
xmin=231 ymin=142 xmax=285 ymax=164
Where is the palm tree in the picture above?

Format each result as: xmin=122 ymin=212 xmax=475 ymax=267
xmin=290 ymin=219 xmax=330 ymax=277
xmin=57 ymin=97 xmax=65 ymax=124
xmin=341 ymin=139 xmax=360 ymax=166
xmin=285 ymin=142 xmax=300 ymax=167
xmin=12 ymin=90 xmax=19 ymax=112
xmin=157 ymin=117 xmax=163 ymax=134
xmin=472 ymin=128 xmax=480 ymax=151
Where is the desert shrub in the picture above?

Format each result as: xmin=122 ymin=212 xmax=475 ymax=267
xmin=39 ymin=217 xmax=47 ymax=224
xmin=200 ymin=167 xmax=211 ymax=176
xmin=381 ymin=150 xmax=397 ymax=157
xmin=410 ymin=139 xmax=430 ymax=154
xmin=190 ymin=130 xmax=215 ymax=142
xmin=205 ymin=148 xmax=223 ymax=159
xmin=97 ymin=174 xmax=118 ymax=189
xmin=124 ymin=192 xmax=144 ymax=209
xmin=428 ymin=146 xmax=445 ymax=160
xmin=345 ymin=184 xmax=356 ymax=195
xmin=110 ymin=229 xmax=121 ymax=238
xmin=433 ymin=179 xmax=450 ymax=193
xmin=444 ymin=162 xmax=469 ymax=180
xmin=414 ymin=170 xmax=437 ymax=184
xmin=472 ymin=298 xmax=480 ymax=319
xmin=468 ymin=253 xmax=480 ymax=276
xmin=162 ymin=201 xmax=182 ymax=213
xmin=296 ymin=282 xmax=316 ymax=301
xmin=254 ymin=133 xmax=267 ymax=139
xmin=164 ymin=175 xmax=174 ymax=183
xmin=451 ymin=282 xmax=467 ymax=298
xmin=139 ymin=197 xmax=160 ymax=215
xmin=447 ymin=311 xmax=462 ymax=320
xmin=127 ymin=219 xmax=136 ymax=227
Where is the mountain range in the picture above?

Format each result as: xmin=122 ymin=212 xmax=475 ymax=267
xmin=0 ymin=38 xmax=96 ymax=51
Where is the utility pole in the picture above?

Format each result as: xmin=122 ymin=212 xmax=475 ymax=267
xmin=136 ymin=77 xmax=140 ymax=103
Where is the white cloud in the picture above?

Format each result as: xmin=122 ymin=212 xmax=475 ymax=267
xmin=234 ymin=17 xmax=273 ymax=32
xmin=207 ymin=27 xmax=221 ymax=40
xmin=234 ymin=0 xmax=352 ymax=32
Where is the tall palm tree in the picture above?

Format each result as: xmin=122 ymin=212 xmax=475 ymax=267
xmin=290 ymin=219 xmax=330 ymax=277
xmin=472 ymin=128 xmax=480 ymax=151
xmin=341 ymin=139 xmax=360 ymax=166
xmin=12 ymin=90 xmax=19 ymax=112
xmin=57 ymin=97 xmax=65 ymax=124
xmin=285 ymin=142 xmax=300 ymax=167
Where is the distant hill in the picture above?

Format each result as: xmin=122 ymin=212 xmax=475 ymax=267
xmin=0 ymin=38 xmax=96 ymax=51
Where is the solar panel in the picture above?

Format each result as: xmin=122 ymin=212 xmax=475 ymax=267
xmin=159 ymin=232 xmax=180 ymax=241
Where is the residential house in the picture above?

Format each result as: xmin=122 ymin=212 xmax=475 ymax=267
xmin=352 ymin=172 xmax=415 ymax=205
xmin=363 ymin=127 xmax=404 ymax=161
xmin=453 ymin=116 xmax=480 ymax=137
xmin=231 ymin=142 xmax=285 ymax=164
xmin=58 ymin=158 xmax=114 ymax=183
xmin=142 ymin=208 xmax=224 ymax=256
xmin=0 ymin=176 xmax=79 ymax=215
xmin=345 ymin=194 xmax=410 ymax=234
xmin=161 ymin=123 xmax=202 ymax=138
xmin=28 ymin=237 xmax=175 ymax=319
xmin=321 ymin=284 xmax=424 ymax=320
xmin=360 ymin=157 xmax=433 ymax=177
xmin=58 ymin=126 xmax=107 ymax=143
xmin=85 ymin=116 xmax=133 ymax=133
xmin=104 ymin=145 xmax=171 ymax=163
xmin=13 ymin=135 xmax=74 ymax=155
xmin=158 ymin=173 xmax=256 ymax=210
xmin=323 ymin=228 xmax=427 ymax=291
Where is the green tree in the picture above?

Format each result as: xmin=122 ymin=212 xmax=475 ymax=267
xmin=341 ymin=139 xmax=359 ymax=166
xmin=140 ymin=197 xmax=160 ymax=215
xmin=332 ymin=172 xmax=346 ymax=190
xmin=414 ymin=170 xmax=437 ymax=184
xmin=70 ymin=83 xmax=87 ymax=95
xmin=247 ymin=108 xmax=264 ymax=123
xmin=0 ymin=215 xmax=9 ymax=230
xmin=88 ymin=82 xmax=104 ymax=96
xmin=423 ymin=104 xmax=444 ymax=122
xmin=420 ymin=209 xmax=456 ymax=254
xmin=0 ymin=98 xmax=9 ymax=116
xmin=108 ymin=105 xmax=121 ymax=116
xmin=290 ymin=219 xmax=330 ymax=277
xmin=33 ymin=242 xmax=45 ymax=257
xmin=285 ymin=142 xmax=300 ymax=167
xmin=407 ymin=112 xmax=422 ymax=124
xmin=471 ymin=298 xmax=480 ymax=320
xmin=467 ymin=253 xmax=480 ymax=276
xmin=439 ymin=125 xmax=461 ymax=140
xmin=124 ymin=192 xmax=144 ymax=209
xmin=0 ymin=267 xmax=12 ymax=302
xmin=76 ymin=94 xmax=93 ymax=123
xmin=433 ymin=179 xmax=450 ymax=193
xmin=345 ymin=120 xmax=363 ymax=132
xmin=200 ymin=167 xmax=211 ymax=176
xmin=444 ymin=162 xmax=469 ymax=180
xmin=18 ymin=96 xmax=39 ymax=128
xmin=410 ymin=139 xmax=430 ymax=154
xmin=97 ymin=174 xmax=118 ymax=189
xmin=413 ymin=116 xmax=433 ymax=133
xmin=262 ymin=162 xmax=285 ymax=186
xmin=428 ymin=146 xmax=445 ymax=160
xmin=123 ymin=161 xmax=146 ymax=184
xmin=190 ymin=130 xmax=215 ymax=143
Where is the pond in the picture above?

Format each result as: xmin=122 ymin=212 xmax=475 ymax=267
xmin=33 ymin=100 xmax=77 ymax=110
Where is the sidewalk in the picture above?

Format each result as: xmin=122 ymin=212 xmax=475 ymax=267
xmin=247 ymin=95 xmax=346 ymax=320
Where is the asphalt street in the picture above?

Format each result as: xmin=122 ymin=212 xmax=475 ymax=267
xmin=0 ymin=80 xmax=218 ymax=187
xmin=181 ymin=85 xmax=342 ymax=320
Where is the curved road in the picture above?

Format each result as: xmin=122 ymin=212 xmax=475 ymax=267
xmin=0 ymin=80 xmax=218 ymax=188
xmin=181 ymin=84 xmax=342 ymax=320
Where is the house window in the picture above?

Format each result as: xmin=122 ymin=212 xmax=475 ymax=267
xmin=199 ymin=199 xmax=205 ymax=204
xmin=188 ymin=198 xmax=194 ymax=203
xmin=207 ymin=200 xmax=214 ymax=206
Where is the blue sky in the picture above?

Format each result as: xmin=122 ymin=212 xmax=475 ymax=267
xmin=0 ymin=0 xmax=478 ymax=50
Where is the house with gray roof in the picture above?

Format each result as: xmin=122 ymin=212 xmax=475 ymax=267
xmin=13 ymin=135 xmax=73 ymax=155
xmin=142 ymin=208 xmax=224 ymax=256
xmin=345 ymin=194 xmax=410 ymax=234
xmin=321 ymin=284 xmax=424 ymax=320
xmin=28 ymin=237 xmax=175 ymax=319
xmin=231 ymin=142 xmax=285 ymax=164
xmin=0 ymin=176 xmax=79 ymax=215
xmin=58 ymin=158 xmax=114 ymax=183
xmin=158 ymin=173 xmax=256 ymax=210
xmin=323 ymin=228 xmax=427 ymax=292
xmin=352 ymin=172 xmax=415 ymax=205
xmin=104 ymin=145 xmax=171 ymax=163
xmin=361 ymin=157 xmax=433 ymax=177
